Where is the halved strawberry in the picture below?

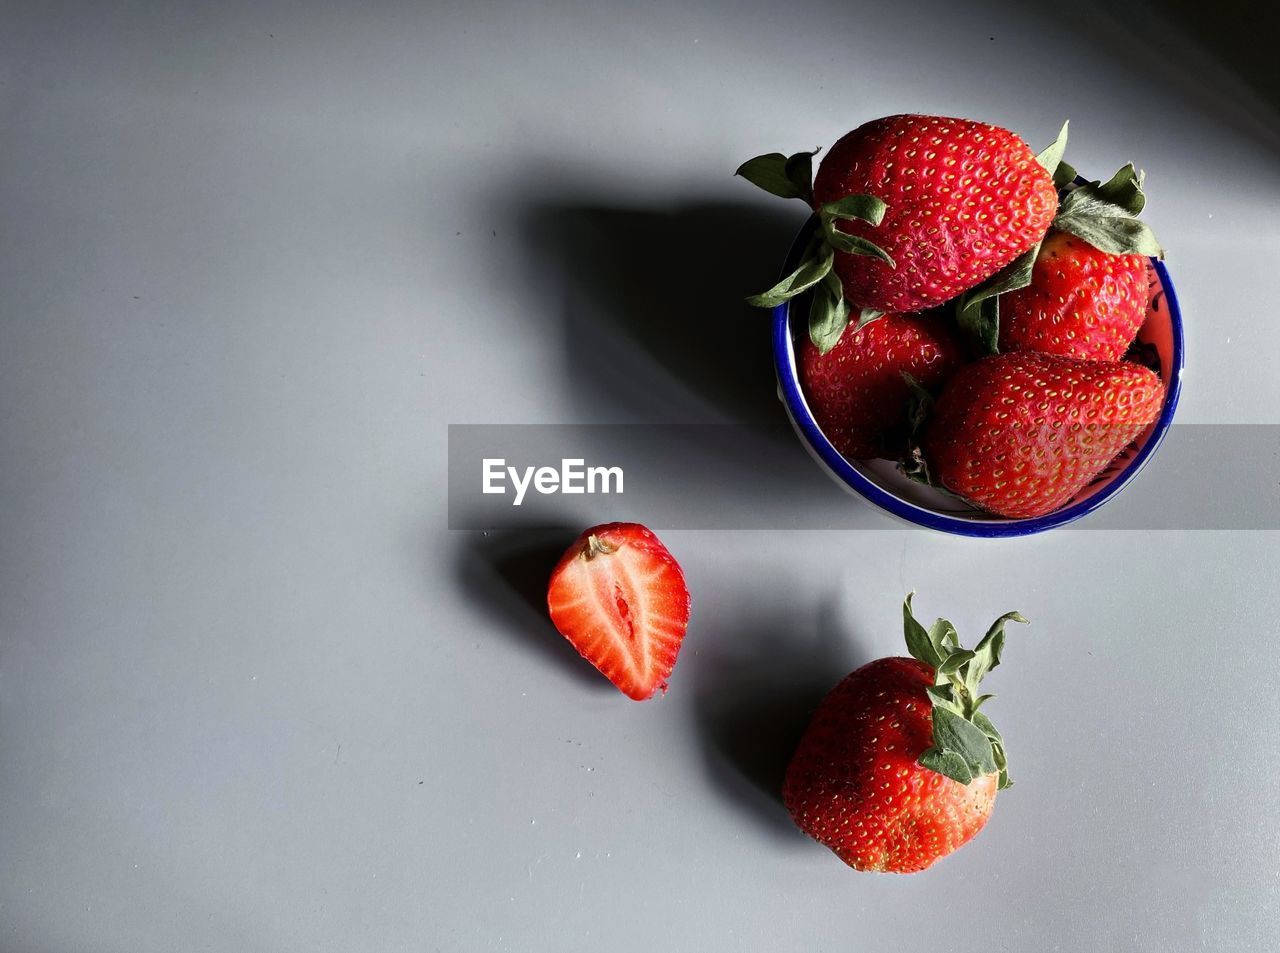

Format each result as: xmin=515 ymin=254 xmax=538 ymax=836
xmin=546 ymin=523 xmax=691 ymax=700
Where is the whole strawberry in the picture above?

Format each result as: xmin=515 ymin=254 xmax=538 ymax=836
xmin=990 ymin=153 xmax=1166 ymax=361
xmin=997 ymin=230 xmax=1149 ymax=360
xmin=800 ymin=311 xmax=962 ymax=460
xmin=546 ymin=523 xmax=691 ymax=700
xmin=784 ymin=595 xmax=1027 ymax=873
xmin=738 ymin=114 xmax=1058 ymax=351
xmin=814 ymin=116 xmax=1057 ymax=314
xmin=952 ymin=155 xmax=1165 ymax=356
xmin=921 ymin=352 xmax=1165 ymax=518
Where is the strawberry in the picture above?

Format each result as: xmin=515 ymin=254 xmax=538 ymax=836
xmin=957 ymin=157 xmax=1164 ymax=357
xmin=784 ymin=595 xmax=1027 ymax=873
xmin=997 ymin=230 xmax=1149 ymax=360
xmin=799 ymin=311 xmax=962 ymax=460
xmin=814 ymin=116 xmax=1057 ymax=314
xmin=919 ymin=352 xmax=1165 ymax=518
xmin=546 ymin=523 xmax=691 ymax=700
xmin=739 ymin=115 xmax=1058 ymax=351
xmin=990 ymin=149 xmax=1166 ymax=362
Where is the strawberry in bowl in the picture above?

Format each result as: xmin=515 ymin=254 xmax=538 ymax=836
xmin=739 ymin=115 xmax=1183 ymax=536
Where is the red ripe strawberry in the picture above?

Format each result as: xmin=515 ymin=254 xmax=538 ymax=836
xmin=546 ymin=523 xmax=690 ymax=700
xmin=784 ymin=595 xmax=1027 ymax=873
xmin=921 ymin=352 xmax=1165 ymax=518
xmin=799 ymin=312 xmax=962 ymax=460
xmin=998 ymin=230 xmax=1149 ymax=360
xmin=812 ymin=115 xmax=1057 ymax=314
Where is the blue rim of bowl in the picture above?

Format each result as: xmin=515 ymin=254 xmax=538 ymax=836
xmin=771 ymin=215 xmax=1185 ymax=537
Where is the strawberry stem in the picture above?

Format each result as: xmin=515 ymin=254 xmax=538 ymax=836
xmin=583 ymin=534 xmax=617 ymax=559
xmin=902 ymin=594 xmax=1028 ymax=790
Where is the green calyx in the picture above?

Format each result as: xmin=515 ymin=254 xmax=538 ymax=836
xmin=1036 ymin=119 xmax=1074 ymax=187
xmin=736 ymin=148 xmax=894 ymax=353
xmin=1036 ymin=118 xmax=1163 ymax=257
xmin=954 ymin=244 xmax=1040 ymax=357
xmin=735 ymin=148 xmax=822 ymax=203
xmin=1054 ymin=163 xmax=1164 ymax=258
xmin=902 ymin=593 xmax=1028 ymax=790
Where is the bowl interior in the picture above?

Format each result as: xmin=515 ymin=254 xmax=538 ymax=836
xmin=774 ymin=222 xmax=1184 ymax=536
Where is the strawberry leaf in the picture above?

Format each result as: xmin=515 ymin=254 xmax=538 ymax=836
xmin=817 ymin=193 xmax=895 ymax=267
xmin=820 ymin=194 xmax=887 ymax=227
xmin=991 ymin=739 xmax=1012 ymax=789
xmin=928 ymin=617 xmax=958 ymax=656
xmin=957 ymin=295 xmax=1000 ymax=357
xmin=934 ymin=619 xmax=959 ymax=647
xmin=899 ymin=448 xmax=932 ymax=486
xmin=971 ymin=709 xmax=1003 ymax=744
xmin=919 ymin=747 xmax=973 ymax=785
xmin=1036 ymin=121 xmax=1076 ymax=189
xmin=783 ymin=148 xmax=820 ymax=200
xmin=746 ymin=189 xmax=889 ymax=347
xmin=964 ymin=611 xmax=1027 ymax=697
xmin=1057 ymin=205 xmax=1163 ymax=257
xmin=735 ymin=149 xmax=819 ymax=201
xmin=824 ymin=227 xmax=895 ymax=266
xmin=902 ymin=593 xmax=944 ymax=670
xmin=954 ymin=243 xmax=1040 ymax=354
xmin=809 ymin=271 xmax=851 ymax=353
xmin=906 ymin=598 xmax=1029 ymax=788
xmin=929 ymin=706 xmax=997 ymax=777
xmin=736 ymin=153 xmax=795 ymax=198
xmin=996 ymin=763 xmax=1011 ymax=789
xmin=1052 ymin=158 xmax=1078 ymax=190
xmin=745 ymin=238 xmax=833 ymax=308
xmin=926 ymin=684 xmax=964 ymax=715
xmin=973 ymin=714 xmax=1012 ymax=789
xmin=1055 ymin=163 xmax=1164 ymax=257
xmin=938 ymin=648 xmax=975 ymax=676
xmin=1036 ymin=120 xmax=1070 ymax=177
xmin=1091 ymin=162 xmax=1146 ymax=215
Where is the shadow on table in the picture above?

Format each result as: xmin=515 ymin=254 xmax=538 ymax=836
xmin=691 ymin=602 xmax=874 ymax=844
xmin=453 ymin=525 xmax=613 ymax=692
xmin=511 ymin=195 xmax=805 ymax=426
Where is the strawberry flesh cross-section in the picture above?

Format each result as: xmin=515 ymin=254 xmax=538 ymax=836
xmin=547 ymin=523 xmax=691 ymax=700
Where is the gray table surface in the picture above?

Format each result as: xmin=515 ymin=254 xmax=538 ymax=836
xmin=3 ymin=2 xmax=1278 ymax=951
